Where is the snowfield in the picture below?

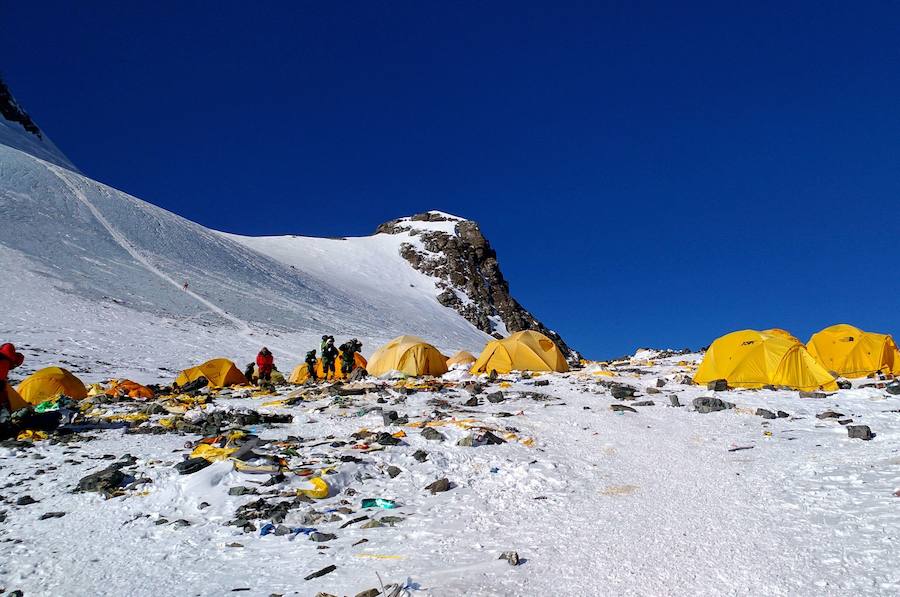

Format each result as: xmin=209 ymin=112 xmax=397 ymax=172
xmin=0 ymin=141 xmax=491 ymax=381
xmin=1 ymin=353 xmax=898 ymax=596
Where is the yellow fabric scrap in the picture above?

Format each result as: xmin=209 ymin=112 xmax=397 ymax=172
xmin=17 ymin=430 xmax=48 ymax=441
xmin=190 ymin=444 xmax=237 ymax=462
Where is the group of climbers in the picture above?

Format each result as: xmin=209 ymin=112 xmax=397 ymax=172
xmin=245 ymin=339 xmax=363 ymax=385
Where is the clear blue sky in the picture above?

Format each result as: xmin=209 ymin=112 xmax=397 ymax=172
xmin=4 ymin=2 xmax=900 ymax=358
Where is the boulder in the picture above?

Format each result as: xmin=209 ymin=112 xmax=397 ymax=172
xmin=421 ymin=427 xmax=445 ymax=442
xmin=755 ymin=408 xmax=776 ymax=419
xmin=609 ymin=404 xmax=637 ymax=413
xmin=707 ymin=380 xmax=728 ymax=392
xmin=499 ymin=551 xmax=521 ymax=566
xmin=847 ymin=425 xmax=873 ymax=441
xmin=692 ymin=397 xmax=734 ymax=413
xmin=610 ymin=385 xmax=637 ymax=400
xmin=425 ymin=478 xmax=451 ymax=494
xmin=76 ymin=465 xmax=128 ymax=494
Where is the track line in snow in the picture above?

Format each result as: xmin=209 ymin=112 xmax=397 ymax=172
xmin=44 ymin=163 xmax=276 ymax=354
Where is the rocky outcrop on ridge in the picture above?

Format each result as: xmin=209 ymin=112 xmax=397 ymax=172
xmin=376 ymin=211 xmax=578 ymax=359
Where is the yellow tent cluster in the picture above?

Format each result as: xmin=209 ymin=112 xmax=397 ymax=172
xmin=694 ymin=330 xmax=837 ymax=391
xmin=175 ymin=358 xmax=247 ymax=388
xmin=807 ymin=324 xmax=900 ymax=378
xmin=471 ymin=331 xmax=569 ymax=374
xmin=16 ymin=367 xmax=88 ymax=405
xmin=289 ymin=352 xmax=368 ymax=383
xmin=367 ymin=336 xmax=448 ymax=377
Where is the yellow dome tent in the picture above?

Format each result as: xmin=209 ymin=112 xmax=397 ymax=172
xmin=289 ymin=352 xmax=368 ymax=383
xmin=807 ymin=324 xmax=900 ymax=378
xmin=175 ymin=358 xmax=247 ymax=388
xmin=367 ymin=336 xmax=448 ymax=377
xmin=16 ymin=367 xmax=88 ymax=405
xmin=694 ymin=329 xmax=837 ymax=391
xmin=3 ymin=382 xmax=29 ymax=411
xmin=763 ymin=328 xmax=801 ymax=343
xmin=471 ymin=330 xmax=569 ymax=374
xmin=446 ymin=350 xmax=477 ymax=367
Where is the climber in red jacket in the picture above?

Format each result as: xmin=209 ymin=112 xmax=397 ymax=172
xmin=0 ymin=342 xmax=25 ymax=411
xmin=255 ymin=347 xmax=274 ymax=383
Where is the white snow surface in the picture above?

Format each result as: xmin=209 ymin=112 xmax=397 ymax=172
xmin=1 ymin=357 xmax=899 ymax=596
xmin=0 ymin=142 xmax=490 ymax=382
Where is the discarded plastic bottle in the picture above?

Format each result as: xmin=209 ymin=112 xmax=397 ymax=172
xmin=361 ymin=498 xmax=398 ymax=509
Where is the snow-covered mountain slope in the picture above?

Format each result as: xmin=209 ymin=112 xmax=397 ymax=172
xmin=0 ymin=143 xmax=498 ymax=381
xmin=0 ymin=81 xmax=578 ymax=382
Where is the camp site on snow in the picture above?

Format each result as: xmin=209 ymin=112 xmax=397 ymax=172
xmin=2 ymin=322 xmax=900 ymax=595
xmin=4 ymin=9 xmax=900 ymax=594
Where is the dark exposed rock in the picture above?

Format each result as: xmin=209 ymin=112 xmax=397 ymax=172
xmin=304 ymin=564 xmax=337 ymax=581
xmin=374 ymin=432 xmax=401 ymax=446
xmin=463 ymin=396 xmax=480 ymax=407
xmin=386 ymin=466 xmax=402 ymax=478
xmin=355 ymin=589 xmax=381 ymax=597
xmin=837 ymin=380 xmax=853 ymax=390
xmin=175 ymin=457 xmax=213 ymax=475
xmin=631 ymin=401 xmax=655 ymax=407
xmin=777 ymin=411 xmax=790 ymax=418
xmin=610 ymin=385 xmax=637 ymax=400
xmin=76 ymin=465 xmax=128 ymax=495
xmin=228 ymin=486 xmax=256 ymax=496
xmin=668 ymin=395 xmax=683 ymax=407
xmin=421 ymin=427 xmax=445 ymax=442
xmin=756 ymin=409 xmax=777 ymax=419
xmin=609 ymin=404 xmax=637 ymax=413
xmin=486 ymin=391 xmax=505 ymax=403
xmin=707 ymin=380 xmax=728 ymax=392
xmin=847 ymin=425 xmax=873 ymax=440
xmin=15 ymin=495 xmax=37 ymax=506
xmin=816 ymin=410 xmax=844 ymax=420
xmin=38 ymin=511 xmax=66 ymax=520
xmin=692 ymin=397 xmax=734 ymax=413
xmin=0 ymin=78 xmax=42 ymax=137
xmin=309 ymin=532 xmax=337 ymax=542
xmin=412 ymin=449 xmax=429 ymax=462
xmin=376 ymin=212 xmax=577 ymax=359
xmin=499 ymin=551 xmax=521 ymax=566
xmin=425 ymin=478 xmax=451 ymax=494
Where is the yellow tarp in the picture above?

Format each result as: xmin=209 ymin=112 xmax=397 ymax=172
xmin=175 ymin=358 xmax=247 ymax=388
xmin=16 ymin=367 xmax=88 ymax=405
xmin=446 ymin=350 xmax=477 ymax=367
xmin=366 ymin=336 xmax=448 ymax=377
xmin=471 ymin=330 xmax=569 ymax=374
xmin=288 ymin=352 xmax=368 ymax=383
xmin=106 ymin=379 xmax=154 ymax=400
xmin=807 ymin=324 xmax=900 ymax=378
xmin=190 ymin=444 xmax=237 ymax=462
xmin=694 ymin=329 xmax=837 ymax=391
